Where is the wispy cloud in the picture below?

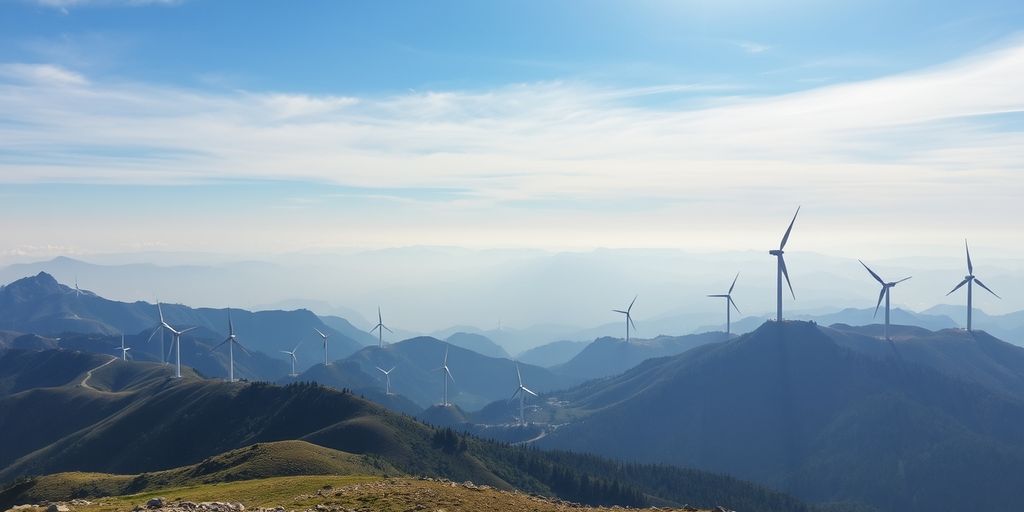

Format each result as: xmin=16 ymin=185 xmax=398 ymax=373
xmin=0 ymin=40 xmax=1023 ymax=227
xmin=735 ymin=40 xmax=771 ymax=54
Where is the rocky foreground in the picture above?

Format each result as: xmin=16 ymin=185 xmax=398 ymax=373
xmin=3 ymin=477 xmax=728 ymax=512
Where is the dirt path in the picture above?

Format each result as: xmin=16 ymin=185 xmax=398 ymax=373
xmin=79 ymin=357 xmax=117 ymax=390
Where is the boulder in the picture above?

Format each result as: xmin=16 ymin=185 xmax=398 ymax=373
xmin=46 ymin=505 xmax=69 ymax=512
xmin=146 ymin=498 xmax=165 ymax=509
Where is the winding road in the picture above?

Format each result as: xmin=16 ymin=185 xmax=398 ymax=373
xmin=79 ymin=356 xmax=117 ymax=390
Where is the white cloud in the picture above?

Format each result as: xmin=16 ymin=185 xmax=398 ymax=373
xmin=735 ymin=41 xmax=771 ymax=54
xmin=0 ymin=40 xmax=1022 ymax=248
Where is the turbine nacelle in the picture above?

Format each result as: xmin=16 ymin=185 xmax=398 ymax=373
xmin=769 ymin=249 xmax=783 ymax=256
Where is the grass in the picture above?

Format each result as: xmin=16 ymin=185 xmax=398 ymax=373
xmin=25 ymin=476 xmax=712 ymax=512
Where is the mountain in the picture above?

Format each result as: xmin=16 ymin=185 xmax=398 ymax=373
xmin=923 ymin=304 xmax=1024 ymax=345
xmin=0 ymin=272 xmax=363 ymax=371
xmin=516 ymin=340 xmax=589 ymax=367
xmin=445 ymin=332 xmax=509 ymax=358
xmin=318 ymin=314 xmax=378 ymax=346
xmin=340 ymin=337 xmax=580 ymax=410
xmin=553 ymin=332 xmax=732 ymax=380
xmin=535 ymin=321 xmax=1024 ymax=512
xmin=0 ymin=348 xmax=814 ymax=512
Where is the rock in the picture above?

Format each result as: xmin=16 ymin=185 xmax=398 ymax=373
xmin=147 ymin=498 xmax=165 ymax=509
xmin=69 ymin=501 xmax=91 ymax=507
xmin=46 ymin=505 xmax=69 ymax=512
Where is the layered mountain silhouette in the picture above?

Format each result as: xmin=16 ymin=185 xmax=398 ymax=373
xmin=445 ymin=332 xmax=509 ymax=358
xmin=337 ymin=337 xmax=579 ymax=410
xmin=534 ymin=320 xmax=1024 ymax=512
xmin=516 ymin=340 xmax=589 ymax=367
xmin=0 ymin=348 xmax=813 ymax=512
xmin=0 ymin=272 xmax=363 ymax=372
xmin=553 ymin=332 xmax=731 ymax=380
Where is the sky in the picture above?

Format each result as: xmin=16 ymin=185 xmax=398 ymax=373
xmin=1 ymin=0 xmax=1023 ymax=262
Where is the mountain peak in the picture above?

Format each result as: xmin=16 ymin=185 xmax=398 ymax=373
xmin=2 ymin=272 xmax=68 ymax=298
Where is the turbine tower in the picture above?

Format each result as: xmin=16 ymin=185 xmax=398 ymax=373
xmin=314 ymin=328 xmax=330 ymax=366
xmin=146 ymin=298 xmax=168 ymax=364
xmin=859 ymin=260 xmax=911 ymax=341
xmin=281 ymin=341 xmax=301 ymax=377
xmin=370 ymin=307 xmax=392 ymax=349
xmin=768 ymin=207 xmax=800 ymax=322
xmin=212 ymin=309 xmax=250 ymax=382
xmin=436 ymin=346 xmax=455 ymax=406
xmin=116 ymin=334 xmax=130 ymax=361
xmin=376 ymin=366 xmax=395 ymax=395
xmin=947 ymin=240 xmax=1000 ymax=331
xmin=509 ymin=361 xmax=538 ymax=426
xmin=149 ymin=303 xmax=195 ymax=378
xmin=612 ymin=295 xmax=638 ymax=342
xmin=707 ymin=273 xmax=741 ymax=335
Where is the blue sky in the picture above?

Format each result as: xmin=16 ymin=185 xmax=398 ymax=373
xmin=1 ymin=0 xmax=1023 ymax=260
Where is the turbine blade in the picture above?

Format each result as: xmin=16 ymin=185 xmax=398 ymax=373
xmin=280 ymin=350 xmax=292 ymax=355
xmin=628 ymin=295 xmax=637 ymax=312
xmin=707 ymin=294 xmax=729 ymax=298
xmin=158 ymin=303 xmax=165 ymax=323
xmin=965 ymin=239 xmax=973 ymax=275
xmin=946 ymin=278 xmax=970 ymax=296
xmin=146 ymin=326 xmax=161 ymax=344
xmin=874 ymin=287 xmax=886 ymax=318
xmin=314 ymin=328 xmax=327 ymax=339
xmin=516 ymin=362 xmax=523 ymax=387
xmin=780 ymin=256 xmax=795 ymax=299
xmin=859 ymin=260 xmax=885 ymax=285
xmin=612 ymin=309 xmax=627 ymax=314
xmin=446 ymin=368 xmax=454 ymax=383
xmin=383 ymin=325 xmax=393 ymax=333
xmin=179 ymin=326 xmax=198 ymax=334
xmin=629 ymin=315 xmax=637 ymax=331
xmin=974 ymin=278 xmax=1001 ymax=299
xmin=510 ymin=387 xmax=521 ymax=401
xmin=376 ymin=366 xmax=386 ymax=373
xmin=524 ymin=387 xmax=538 ymax=397
xmin=292 ymin=340 xmax=302 ymax=352
xmin=211 ymin=339 xmax=230 ymax=352
xmin=779 ymin=206 xmax=800 ymax=250
xmin=728 ymin=272 xmax=739 ymax=294
xmin=729 ymin=296 xmax=741 ymax=314
xmin=893 ymin=276 xmax=912 ymax=285
xmin=388 ymin=366 xmax=395 ymax=373
xmin=235 ymin=341 xmax=252 ymax=356
xmin=227 ymin=309 xmax=234 ymax=335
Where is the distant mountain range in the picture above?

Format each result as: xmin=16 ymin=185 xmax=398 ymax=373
xmin=516 ymin=339 xmax=589 ymax=367
xmin=527 ymin=321 xmax=1024 ymax=512
xmin=553 ymin=332 xmax=732 ymax=380
xmin=0 ymin=348 xmax=814 ymax=512
xmin=0 ymin=272 xmax=365 ymax=373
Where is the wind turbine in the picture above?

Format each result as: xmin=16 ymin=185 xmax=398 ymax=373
xmin=370 ymin=307 xmax=392 ymax=349
xmin=707 ymin=273 xmax=741 ymax=335
xmin=281 ymin=341 xmax=301 ymax=377
xmin=859 ymin=260 xmax=911 ymax=341
xmin=148 ymin=303 xmax=196 ymax=378
xmin=212 ymin=309 xmax=250 ymax=382
xmin=116 ymin=335 xmax=130 ymax=361
xmin=768 ymin=207 xmax=800 ymax=322
xmin=74 ymin=277 xmax=81 ymax=297
xmin=947 ymin=240 xmax=1000 ymax=332
xmin=612 ymin=295 xmax=638 ymax=342
xmin=436 ymin=346 xmax=455 ymax=406
xmin=376 ymin=366 xmax=396 ymax=395
xmin=313 ymin=328 xmax=330 ymax=366
xmin=509 ymin=361 xmax=537 ymax=426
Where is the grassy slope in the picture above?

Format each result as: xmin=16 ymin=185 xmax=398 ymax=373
xmin=0 ymin=441 xmax=395 ymax=506
xmin=6 ymin=476 xmax=715 ymax=512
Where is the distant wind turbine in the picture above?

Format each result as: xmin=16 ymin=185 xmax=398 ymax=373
xmin=281 ymin=341 xmax=301 ymax=377
xmin=947 ymin=240 xmax=1000 ymax=332
xmin=148 ymin=303 xmax=196 ymax=378
xmin=768 ymin=207 xmax=800 ymax=322
xmin=376 ymin=366 xmax=396 ymax=395
xmin=74 ymin=277 xmax=81 ymax=297
xmin=370 ymin=307 xmax=392 ymax=349
xmin=707 ymin=273 xmax=741 ymax=335
xmin=612 ymin=295 xmax=638 ymax=342
xmin=116 ymin=334 xmax=130 ymax=361
xmin=313 ymin=328 xmax=330 ymax=366
xmin=859 ymin=260 xmax=911 ymax=340
xmin=212 ymin=309 xmax=250 ymax=382
xmin=436 ymin=346 xmax=455 ymax=406
xmin=509 ymin=361 xmax=538 ymax=426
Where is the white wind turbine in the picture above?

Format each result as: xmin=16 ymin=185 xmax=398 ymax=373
xmin=509 ymin=361 xmax=538 ymax=426
xmin=376 ymin=366 xmax=396 ymax=395
xmin=612 ymin=295 xmax=638 ymax=342
xmin=148 ymin=303 xmax=196 ymax=378
xmin=707 ymin=273 xmax=741 ymax=335
xmin=212 ymin=309 xmax=250 ymax=382
xmin=436 ymin=346 xmax=455 ymax=406
xmin=370 ymin=307 xmax=392 ymax=349
xmin=116 ymin=334 xmax=130 ymax=361
xmin=314 ymin=328 xmax=330 ymax=366
xmin=281 ymin=341 xmax=301 ymax=377
xmin=859 ymin=260 xmax=911 ymax=341
xmin=768 ymin=207 xmax=800 ymax=322
xmin=947 ymin=240 xmax=1001 ymax=332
